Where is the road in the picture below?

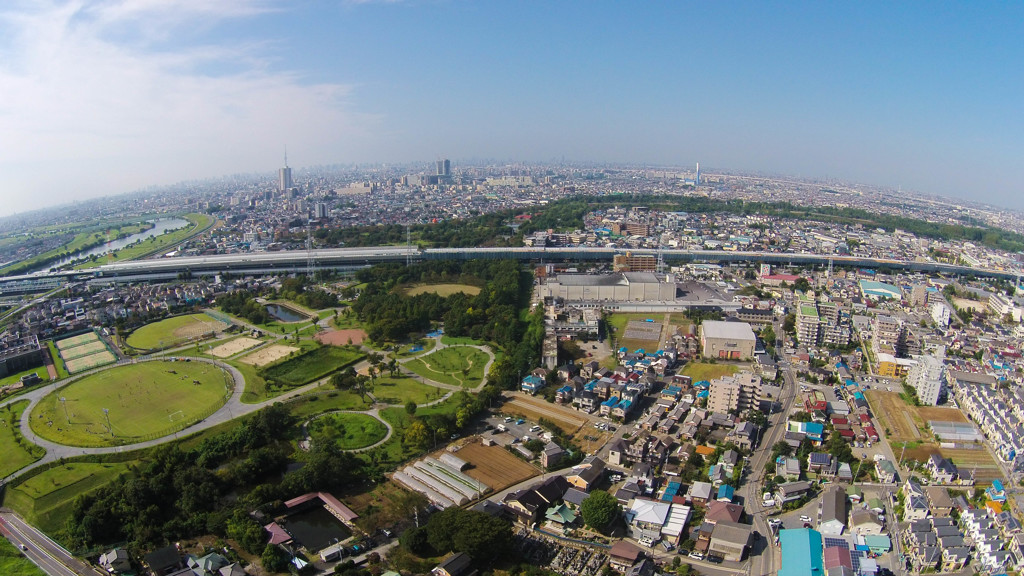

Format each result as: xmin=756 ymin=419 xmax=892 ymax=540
xmin=0 ymin=512 xmax=97 ymax=576
xmin=736 ymin=358 xmax=800 ymax=576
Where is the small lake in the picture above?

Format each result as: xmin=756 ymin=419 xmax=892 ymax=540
xmin=266 ymin=304 xmax=308 ymax=323
xmin=283 ymin=506 xmax=351 ymax=551
xmin=42 ymin=217 xmax=190 ymax=272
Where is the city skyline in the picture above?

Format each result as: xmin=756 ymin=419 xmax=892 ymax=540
xmin=0 ymin=1 xmax=1022 ymax=216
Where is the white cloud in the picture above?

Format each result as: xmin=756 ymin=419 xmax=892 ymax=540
xmin=0 ymin=0 xmax=375 ymax=214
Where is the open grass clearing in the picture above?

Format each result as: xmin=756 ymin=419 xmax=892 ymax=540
xmin=403 ymin=283 xmax=481 ymax=297
xmin=309 ymin=413 xmax=388 ymax=450
xmin=45 ymin=341 xmax=69 ymax=379
xmin=287 ymin=390 xmax=372 ymax=420
xmin=126 ymin=313 xmax=228 ymax=350
xmin=346 ymin=480 xmax=429 ymax=534
xmin=0 ymin=401 xmax=45 ymax=478
xmin=261 ymin=345 xmax=364 ymax=387
xmin=30 ymin=361 xmax=232 ymax=447
xmin=377 ymin=396 xmax=463 ymax=464
xmin=3 ymin=462 xmax=135 ymax=535
xmin=680 ymin=362 xmax=740 ymax=382
xmin=371 ymin=376 xmax=447 ymax=405
xmin=402 ymin=346 xmax=489 ymax=388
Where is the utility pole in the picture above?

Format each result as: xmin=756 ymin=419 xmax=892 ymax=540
xmin=60 ymin=397 xmax=69 ymax=423
xmin=103 ymin=407 xmax=112 ymax=436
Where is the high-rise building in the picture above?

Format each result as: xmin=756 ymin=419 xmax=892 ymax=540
xmin=279 ymin=150 xmax=293 ymax=193
xmin=907 ymin=352 xmax=947 ymax=405
xmin=695 ymin=162 xmax=700 ymax=186
xmin=436 ymin=159 xmax=451 ymax=177
xmin=873 ymin=315 xmax=907 ymax=357
xmin=708 ymin=371 xmax=761 ymax=414
xmin=314 ymin=202 xmax=328 ymax=219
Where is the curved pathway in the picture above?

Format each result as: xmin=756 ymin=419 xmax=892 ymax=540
xmin=1 ymin=332 xmax=497 ymax=485
xmin=394 ymin=337 xmax=495 ymax=393
xmin=299 ymin=408 xmax=394 ymax=453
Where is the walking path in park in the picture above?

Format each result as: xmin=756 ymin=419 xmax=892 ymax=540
xmin=1 ymin=327 xmax=495 ymax=485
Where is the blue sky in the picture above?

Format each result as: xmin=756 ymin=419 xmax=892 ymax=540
xmin=0 ymin=0 xmax=1021 ymax=215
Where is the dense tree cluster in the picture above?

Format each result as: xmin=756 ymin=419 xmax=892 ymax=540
xmin=580 ymin=490 xmax=620 ymax=532
xmin=64 ymin=404 xmax=364 ymax=553
xmin=398 ymin=506 xmax=512 ymax=564
xmin=278 ymin=276 xmax=339 ymax=310
xmin=216 ymin=289 xmax=270 ymax=324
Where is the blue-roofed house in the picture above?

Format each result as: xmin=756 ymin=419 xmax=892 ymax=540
xmin=717 ymin=484 xmax=735 ymax=502
xmin=521 ymin=375 xmax=545 ymax=394
xmin=600 ymin=396 xmax=619 ymax=416
xmin=987 ymin=479 xmax=1007 ymax=502
xmin=803 ymin=422 xmax=825 ymax=442
xmin=555 ymin=385 xmax=575 ymax=403
xmin=779 ymin=528 xmax=823 ymax=576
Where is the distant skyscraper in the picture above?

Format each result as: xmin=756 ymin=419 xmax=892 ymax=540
xmin=279 ymin=151 xmax=293 ymax=192
xmin=695 ymin=162 xmax=700 ymax=186
xmin=314 ymin=202 xmax=328 ymax=219
xmin=436 ymin=159 xmax=451 ymax=177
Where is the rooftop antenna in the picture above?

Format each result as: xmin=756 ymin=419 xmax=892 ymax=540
xmin=284 ymin=145 xmax=289 ymax=168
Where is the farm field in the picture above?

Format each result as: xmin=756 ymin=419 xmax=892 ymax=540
xmin=372 ymin=376 xmax=447 ymax=405
xmin=680 ymin=362 xmax=740 ymax=382
xmin=455 ymin=441 xmax=539 ymax=492
xmin=901 ymin=445 xmax=1004 ymax=484
xmin=865 ymin=390 xmax=927 ymax=442
xmin=309 ymin=413 xmax=389 ymax=450
xmin=208 ymin=336 xmax=262 ymax=358
xmin=0 ymin=401 xmax=45 ymax=479
xmin=403 ymin=283 xmax=481 ymax=297
xmin=0 ymin=535 xmax=46 ymax=576
xmin=503 ymin=394 xmax=589 ymax=436
xmin=402 ymin=346 xmax=490 ymax=388
xmin=3 ymin=462 xmax=135 ymax=535
xmin=126 ymin=313 xmax=229 ymax=350
xmin=30 ymin=361 xmax=232 ymax=447
xmin=261 ymin=346 xmax=365 ymax=387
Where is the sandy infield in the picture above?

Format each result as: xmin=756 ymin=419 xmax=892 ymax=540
xmin=209 ymin=337 xmax=262 ymax=358
xmin=238 ymin=344 xmax=299 ymax=367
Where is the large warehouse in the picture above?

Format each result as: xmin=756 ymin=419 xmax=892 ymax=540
xmin=540 ymin=272 xmax=677 ymax=302
xmin=699 ymin=321 xmax=756 ymax=359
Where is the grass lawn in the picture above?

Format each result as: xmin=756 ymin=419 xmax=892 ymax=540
xmin=262 ymin=345 xmax=365 ymax=387
xmin=440 ymin=335 xmax=485 ymax=346
xmin=286 ymin=390 xmax=371 ymax=420
xmin=332 ymin=309 xmax=363 ymax=330
xmin=0 ymin=535 xmax=46 ymax=576
xmin=680 ymin=362 xmax=739 ymax=382
xmin=30 ymin=360 xmax=232 ymax=447
xmin=376 ymin=396 xmax=462 ymax=464
xmin=309 ymin=413 xmax=388 ymax=450
xmin=403 ymin=283 xmax=481 ymax=297
xmin=3 ymin=462 xmax=135 ymax=535
xmin=371 ymin=376 xmax=447 ymax=405
xmin=402 ymin=346 xmax=490 ymax=388
xmin=126 ymin=313 xmax=227 ymax=350
xmin=0 ymin=401 xmax=46 ymax=479
xmin=394 ymin=339 xmax=436 ymax=358
xmin=0 ymin=366 xmax=51 ymax=389
xmin=45 ymin=341 xmax=69 ymax=379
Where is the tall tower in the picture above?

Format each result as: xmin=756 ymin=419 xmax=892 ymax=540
xmin=695 ymin=162 xmax=700 ymax=186
xmin=278 ymin=149 xmax=293 ymax=193
xmin=436 ymin=159 xmax=451 ymax=177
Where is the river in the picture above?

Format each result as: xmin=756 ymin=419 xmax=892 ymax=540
xmin=41 ymin=217 xmax=190 ymax=272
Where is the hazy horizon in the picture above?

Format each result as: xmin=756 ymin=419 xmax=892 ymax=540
xmin=1 ymin=1 xmax=1021 ymax=216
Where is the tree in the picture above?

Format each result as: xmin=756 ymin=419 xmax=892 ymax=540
xmin=405 ymin=420 xmax=430 ymax=449
xmin=580 ymin=490 xmax=619 ymax=532
xmin=261 ymin=544 xmax=289 ymax=573
xmin=405 ymin=401 xmax=418 ymax=416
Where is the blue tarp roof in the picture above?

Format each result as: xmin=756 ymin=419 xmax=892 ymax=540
xmin=718 ymin=485 xmax=735 ymax=501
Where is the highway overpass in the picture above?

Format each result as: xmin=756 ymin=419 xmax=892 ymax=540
xmin=0 ymin=246 xmax=1017 ymax=294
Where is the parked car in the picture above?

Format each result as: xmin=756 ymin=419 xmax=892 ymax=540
xmin=688 ymin=552 xmax=704 ymax=560
xmin=799 ymin=515 xmax=812 ymax=522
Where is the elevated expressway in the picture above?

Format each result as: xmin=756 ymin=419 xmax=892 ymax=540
xmin=0 ymin=246 xmax=1017 ymax=293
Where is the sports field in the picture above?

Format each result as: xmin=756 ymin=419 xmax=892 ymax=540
xmin=680 ymin=362 xmax=740 ymax=382
xmin=208 ymin=336 xmax=262 ymax=358
xmin=608 ymin=313 xmax=665 ymax=352
xmin=125 ymin=313 xmax=229 ymax=350
xmin=309 ymin=413 xmax=389 ymax=450
xmin=403 ymin=346 xmax=490 ymax=388
xmin=261 ymin=345 xmax=365 ymax=387
xmin=30 ymin=361 xmax=232 ymax=447
xmin=238 ymin=344 xmax=299 ymax=367
xmin=403 ymin=283 xmax=481 ymax=297
xmin=64 ymin=351 xmax=117 ymax=373
xmin=55 ymin=332 xmax=99 ymax=350
xmin=59 ymin=340 xmax=107 ymax=360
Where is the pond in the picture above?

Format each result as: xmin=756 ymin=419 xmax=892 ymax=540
xmin=283 ymin=506 xmax=352 ymax=551
xmin=265 ymin=304 xmax=309 ymax=323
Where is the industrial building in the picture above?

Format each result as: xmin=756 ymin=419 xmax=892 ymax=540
xmin=699 ymin=321 xmax=756 ymax=359
xmin=540 ymin=272 xmax=677 ymax=303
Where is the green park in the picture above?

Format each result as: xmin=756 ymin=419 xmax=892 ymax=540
xmin=308 ymin=412 xmax=389 ymax=450
xmin=402 ymin=346 xmax=490 ymax=388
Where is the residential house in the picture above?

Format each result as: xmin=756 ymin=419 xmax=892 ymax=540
xmin=521 ymin=374 xmax=546 ymax=394
xmin=541 ymin=442 xmax=566 ymax=468
xmin=925 ymin=487 xmax=954 ymax=517
xmin=776 ymin=456 xmax=802 ymax=480
xmin=144 ymin=545 xmax=183 ymax=576
xmin=99 ymin=549 xmax=131 ymax=574
xmin=707 ymin=521 xmax=753 ymax=562
xmin=689 ymin=482 xmax=714 ymax=507
xmin=850 ymin=509 xmax=884 ymax=535
xmin=819 ymin=485 xmax=847 ymax=536
xmin=875 ymin=459 xmax=898 ymax=483
xmin=926 ymin=454 xmax=959 ymax=484
xmin=608 ymin=541 xmax=643 ymax=572
xmin=901 ymin=479 xmax=930 ymax=521
xmin=432 ymin=553 xmax=476 ymax=576
xmin=607 ymin=438 xmax=628 ymax=467
xmin=566 ymin=456 xmax=606 ymax=492
xmin=777 ymin=481 xmax=812 ymax=505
